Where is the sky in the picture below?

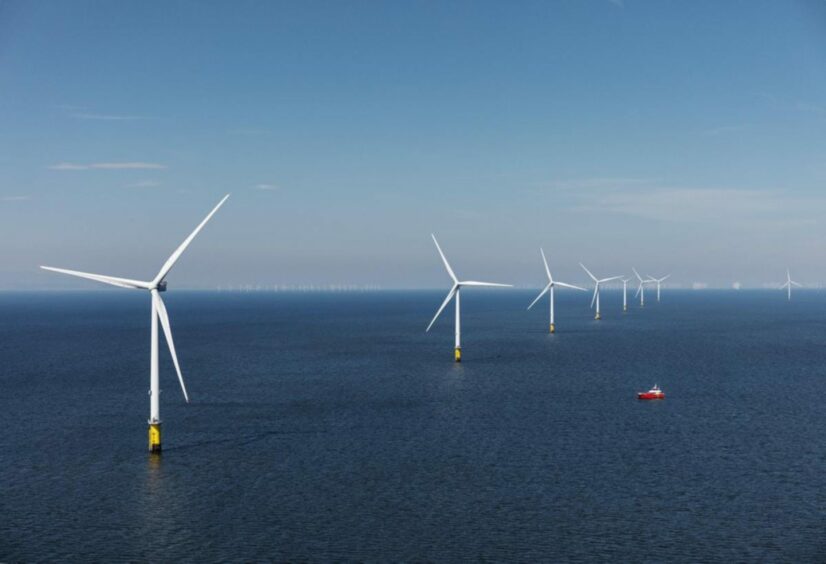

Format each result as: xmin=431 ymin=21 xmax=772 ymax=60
xmin=1 ymin=0 xmax=826 ymax=290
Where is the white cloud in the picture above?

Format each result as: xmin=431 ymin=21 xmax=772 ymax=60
xmin=48 ymin=162 xmax=167 ymax=170
xmin=48 ymin=162 xmax=89 ymax=170
xmin=253 ymin=183 xmax=278 ymax=191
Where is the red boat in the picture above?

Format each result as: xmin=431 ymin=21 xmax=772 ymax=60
xmin=638 ymin=384 xmax=665 ymax=400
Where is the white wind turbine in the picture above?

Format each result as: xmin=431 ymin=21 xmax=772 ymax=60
xmin=580 ymin=263 xmax=622 ymax=320
xmin=647 ymin=273 xmax=671 ymax=302
xmin=41 ymin=194 xmax=230 ymax=453
xmin=632 ymin=267 xmax=654 ymax=307
xmin=527 ymin=248 xmax=586 ymax=333
xmin=780 ymin=268 xmax=801 ymax=301
xmin=621 ymin=278 xmax=631 ymax=312
xmin=426 ymin=234 xmax=511 ymax=362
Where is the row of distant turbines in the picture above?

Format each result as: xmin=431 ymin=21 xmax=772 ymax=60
xmin=425 ymin=235 xmax=669 ymax=362
xmin=34 ymin=197 xmax=807 ymax=455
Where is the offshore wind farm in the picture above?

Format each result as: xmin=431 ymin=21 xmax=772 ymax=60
xmin=3 ymin=1 xmax=826 ymax=562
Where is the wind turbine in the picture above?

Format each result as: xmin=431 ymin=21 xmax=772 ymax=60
xmin=779 ymin=268 xmax=801 ymax=301
xmin=426 ymin=234 xmax=511 ymax=362
xmin=527 ymin=248 xmax=586 ymax=333
xmin=621 ymin=278 xmax=631 ymax=312
xmin=632 ymin=267 xmax=653 ymax=307
xmin=41 ymin=195 xmax=230 ymax=453
xmin=580 ymin=263 xmax=622 ymax=320
xmin=647 ymin=273 xmax=671 ymax=302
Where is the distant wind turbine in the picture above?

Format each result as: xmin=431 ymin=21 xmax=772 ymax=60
xmin=427 ymin=235 xmax=511 ymax=362
xmin=41 ymin=195 xmax=230 ymax=453
xmin=527 ymin=248 xmax=586 ymax=333
xmin=580 ymin=263 xmax=622 ymax=320
xmin=647 ymin=273 xmax=671 ymax=302
xmin=621 ymin=278 xmax=631 ymax=312
xmin=632 ymin=267 xmax=653 ymax=307
xmin=779 ymin=268 xmax=801 ymax=301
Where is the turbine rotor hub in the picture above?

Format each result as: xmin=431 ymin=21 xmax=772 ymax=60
xmin=157 ymin=280 xmax=167 ymax=292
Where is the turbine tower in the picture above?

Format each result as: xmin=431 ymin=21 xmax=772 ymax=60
xmin=621 ymin=278 xmax=631 ymax=312
xmin=580 ymin=263 xmax=621 ymax=320
xmin=632 ymin=267 xmax=653 ymax=307
xmin=647 ymin=273 xmax=671 ymax=302
xmin=41 ymin=195 xmax=230 ymax=453
xmin=527 ymin=248 xmax=586 ymax=333
xmin=427 ymin=234 xmax=511 ymax=362
xmin=780 ymin=268 xmax=801 ymax=301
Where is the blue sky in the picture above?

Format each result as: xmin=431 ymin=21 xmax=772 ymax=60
xmin=1 ymin=0 xmax=825 ymax=289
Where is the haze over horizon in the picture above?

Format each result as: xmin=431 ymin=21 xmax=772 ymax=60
xmin=2 ymin=1 xmax=826 ymax=290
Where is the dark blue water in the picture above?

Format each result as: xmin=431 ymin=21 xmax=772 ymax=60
xmin=2 ymin=290 xmax=825 ymax=561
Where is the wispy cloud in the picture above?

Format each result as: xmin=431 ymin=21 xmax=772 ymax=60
xmin=48 ymin=162 xmax=167 ymax=170
xmin=126 ymin=180 xmax=161 ymax=188
xmin=1 ymin=195 xmax=29 ymax=202
xmin=71 ymin=113 xmax=149 ymax=121
xmin=48 ymin=162 xmax=89 ymax=170
xmin=253 ymin=183 xmax=278 ymax=191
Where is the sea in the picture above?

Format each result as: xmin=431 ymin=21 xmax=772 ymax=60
xmin=1 ymin=289 xmax=825 ymax=561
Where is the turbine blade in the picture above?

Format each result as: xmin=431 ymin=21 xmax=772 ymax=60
xmin=660 ymin=274 xmax=671 ymax=282
xmin=431 ymin=234 xmax=458 ymax=283
xmin=780 ymin=281 xmax=789 ymax=289
xmin=580 ymin=263 xmax=598 ymax=282
xmin=791 ymin=281 xmax=802 ymax=287
xmin=635 ymin=283 xmax=642 ymax=298
xmin=153 ymin=194 xmax=230 ymax=286
xmin=632 ymin=267 xmax=643 ymax=282
xmin=40 ymin=266 xmax=151 ymax=290
xmin=426 ymin=285 xmax=457 ymax=332
xmin=599 ymin=276 xmax=623 ymax=283
xmin=527 ymin=283 xmax=551 ymax=310
xmin=590 ymin=286 xmax=598 ymax=309
xmin=153 ymin=292 xmax=189 ymax=403
xmin=540 ymin=248 xmax=552 ymax=282
xmin=555 ymin=281 xmax=587 ymax=291
xmin=459 ymin=281 xmax=512 ymax=287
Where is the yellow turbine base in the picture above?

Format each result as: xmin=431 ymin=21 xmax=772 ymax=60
xmin=549 ymin=323 xmax=555 ymax=333
xmin=148 ymin=423 xmax=162 ymax=454
xmin=454 ymin=347 xmax=462 ymax=362
xmin=595 ymin=312 xmax=601 ymax=320
xmin=623 ymin=306 xmax=627 ymax=312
